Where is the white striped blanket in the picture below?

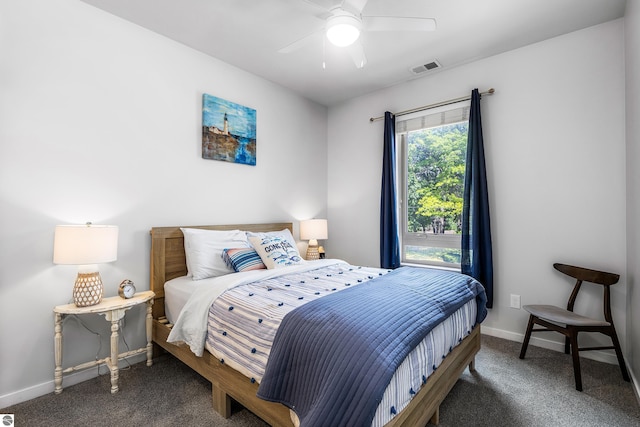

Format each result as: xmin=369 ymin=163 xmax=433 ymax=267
xmin=201 ymin=261 xmax=478 ymax=426
xmin=206 ymin=261 xmax=389 ymax=382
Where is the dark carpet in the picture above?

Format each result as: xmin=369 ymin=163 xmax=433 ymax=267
xmin=3 ymin=335 xmax=639 ymax=426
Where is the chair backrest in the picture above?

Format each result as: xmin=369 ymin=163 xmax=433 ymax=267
xmin=554 ymin=263 xmax=619 ymax=286
xmin=553 ymin=263 xmax=620 ymax=323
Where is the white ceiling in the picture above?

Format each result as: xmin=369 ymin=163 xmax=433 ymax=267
xmin=81 ymin=0 xmax=626 ymax=106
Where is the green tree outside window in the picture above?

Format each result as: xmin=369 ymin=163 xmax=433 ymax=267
xmin=406 ymin=123 xmax=468 ymax=235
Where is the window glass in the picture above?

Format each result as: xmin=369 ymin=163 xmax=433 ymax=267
xmin=397 ymin=103 xmax=469 ymax=268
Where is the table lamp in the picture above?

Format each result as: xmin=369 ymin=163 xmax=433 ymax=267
xmin=53 ymin=223 xmax=118 ymax=307
xmin=300 ymin=219 xmax=328 ymax=261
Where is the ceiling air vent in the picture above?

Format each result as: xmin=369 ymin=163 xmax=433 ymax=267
xmin=410 ymin=60 xmax=441 ymax=75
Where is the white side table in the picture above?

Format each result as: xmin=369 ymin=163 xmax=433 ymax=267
xmin=53 ymin=290 xmax=155 ymax=394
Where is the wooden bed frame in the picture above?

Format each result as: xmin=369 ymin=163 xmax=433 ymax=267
xmin=150 ymin=223 xmax=481 ymax=426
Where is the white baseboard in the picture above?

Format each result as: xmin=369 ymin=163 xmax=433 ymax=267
xmin=3 ymin=331 xmax=637 ymax=409
xmin=481 ymin=325 xmax=620 ymax=364
xmin=0 ymin=353 xmax=146 ymax=410
xmin=626 ymin=359 xmax=640 ymax=406
xmin=482 ymin=326 xmax=639 ymax=405
xmin=483 ymin=325 xmax=639 ymax=400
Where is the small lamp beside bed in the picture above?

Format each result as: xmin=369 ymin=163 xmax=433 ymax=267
xmin=53 ymin=223 xmax=118 ymax=307
xmin=299 ymin=219 xmax=328 ymax=260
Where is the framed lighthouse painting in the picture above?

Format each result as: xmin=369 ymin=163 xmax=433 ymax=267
xmin=202 ymin=94 xmax=257 ymax=166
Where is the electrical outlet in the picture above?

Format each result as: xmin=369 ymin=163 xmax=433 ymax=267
xmin=510 ymin=294 xmax=521 ymax=309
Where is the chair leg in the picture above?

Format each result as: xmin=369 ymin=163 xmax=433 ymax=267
xmin=564 ymin=336 xmax=570 ymax=355
xmin=519 ymin=315 xmax=535 ymax=359
xmin=569 ymin=332 xmax=582 ymax=391
xmin=609 ymin=327 xmax=631 ymax=382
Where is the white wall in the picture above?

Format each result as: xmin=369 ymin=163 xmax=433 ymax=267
xmin=625 ymin=0 xmax=640 ymax=395
xmin=328 ymin=20 xmax=628 ymax=364
xmin=1 ymin=0 xmax=635 ymax=409
xmin=0 ymin=0 xmax=327 ymax=406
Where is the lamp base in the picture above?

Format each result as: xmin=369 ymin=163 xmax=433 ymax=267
xmin=73 ymin=272 xmax=104 ymax=307
xmin=306 ymin=245 xmax=320 ymax=261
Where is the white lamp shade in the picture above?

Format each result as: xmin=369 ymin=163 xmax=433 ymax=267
xmin=53 ymin=224 xmax=118 ymax=265
xmin=300 ymin=219 xmax=328 ymax=241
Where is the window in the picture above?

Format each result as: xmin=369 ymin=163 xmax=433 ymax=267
xmin=397 ymin=103 xmax=470 ymax=269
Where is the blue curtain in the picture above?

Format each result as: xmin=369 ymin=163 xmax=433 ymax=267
xmin=461 ymin=89 xmax=493 ymax=308
xmin=380 ymin=111 xmax=401 ymax=269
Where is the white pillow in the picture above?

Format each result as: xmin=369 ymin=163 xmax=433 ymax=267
xmin=181 ymin=228 xmax=250 ymax=280
xmin=248 ymin=229 xmax=303 ymax=269
xmin=246 ymin=229 xmax=297 ymax=248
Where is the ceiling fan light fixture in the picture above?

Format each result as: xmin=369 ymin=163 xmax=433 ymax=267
xmin=326 ymin=14 xmax=361 ymax=47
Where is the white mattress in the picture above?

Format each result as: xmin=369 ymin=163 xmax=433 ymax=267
xmin=163 ymin=275 xmax=199 ymax=324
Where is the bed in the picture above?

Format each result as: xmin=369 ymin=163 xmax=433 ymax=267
xmin=150 ymin=223 xmax=485 ymax=426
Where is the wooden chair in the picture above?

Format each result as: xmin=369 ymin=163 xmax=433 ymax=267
xmin=519 ymin=263 xmax=630 ymax=391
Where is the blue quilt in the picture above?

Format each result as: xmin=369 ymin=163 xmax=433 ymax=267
xmin=256 ymin=266 xmax=487 ymax=427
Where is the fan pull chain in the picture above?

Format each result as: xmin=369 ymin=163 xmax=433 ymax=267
xmin=322 ymin=36 xmax=326 ymax=70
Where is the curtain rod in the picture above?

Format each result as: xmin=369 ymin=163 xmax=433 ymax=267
xmin=369 ymin=88 xmax=495 ymax=122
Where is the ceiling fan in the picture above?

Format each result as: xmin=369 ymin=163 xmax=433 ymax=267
xmin=278 ymin=0 xmax=436 ymax=69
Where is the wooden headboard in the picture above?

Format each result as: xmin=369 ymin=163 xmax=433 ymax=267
xmin=149 ymin=223 xmax=293 ymax=319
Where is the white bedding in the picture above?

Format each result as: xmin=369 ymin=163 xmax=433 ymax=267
xmin=167 ymin=259 xmax=344 ymax=356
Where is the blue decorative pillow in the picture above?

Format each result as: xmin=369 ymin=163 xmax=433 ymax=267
xmin=249 ymin=234 xmax=303 ymax=269
xmin=221 ymin=248 xmax=266 ymax=272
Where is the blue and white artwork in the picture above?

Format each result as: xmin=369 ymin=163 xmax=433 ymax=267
xmin=202 ymin=94 xmax=257 ymax=166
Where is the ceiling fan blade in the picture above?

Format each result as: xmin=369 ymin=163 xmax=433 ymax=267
xmin=302 ymin=0 xmax=343 ymax=15
xmin=278 ymin=30 xmax=323 ymax=53
xmin=347 ymin=40 xmax=367 ymax=69
xmin=279 ymin=0 xmax=334 ymax=19
xmin=342 ymin=0 xmax=370 ymax=14
xmin=363 ymin=16 xmax=436 ymax=32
